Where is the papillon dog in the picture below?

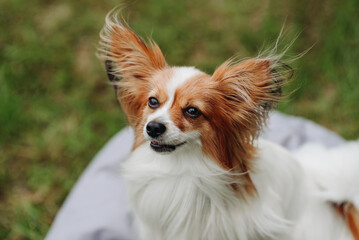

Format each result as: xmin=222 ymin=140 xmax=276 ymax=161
xmin=99 ymin=11 xmax=359 ymax=240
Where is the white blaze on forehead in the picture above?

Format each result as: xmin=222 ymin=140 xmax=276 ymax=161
xmin=166 ymin=67 xmax=203 ymax=100
xmin=147 ymin=67 xmax=203 ymax=123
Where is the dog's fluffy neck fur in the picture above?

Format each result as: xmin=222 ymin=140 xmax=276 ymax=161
xmin=122 ymin=139 xmax=304 ymax=240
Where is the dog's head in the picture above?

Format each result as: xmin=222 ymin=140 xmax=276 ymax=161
xmin=99 ymin=13 xmax=293 ymax=171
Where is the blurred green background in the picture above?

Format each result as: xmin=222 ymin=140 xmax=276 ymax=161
xmin=0 ymin=0 xmax=358 ymax=239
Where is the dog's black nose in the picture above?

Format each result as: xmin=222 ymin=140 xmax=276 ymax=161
xmin=146 ymin=121 xmax=166 ymax=138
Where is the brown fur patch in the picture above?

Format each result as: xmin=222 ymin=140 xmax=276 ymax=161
xmin=169 ymin=73 xmax=214 ymax=133
xmin=104 ymin=25 xmax=169 ymax=149
xmin=110 ymin=25 xmax=167 ymax=121
xmin=148 ymin=69 xmax=173 ymax=107
xmin=336 ymin=202 xmax=359 ymax=240
xmin=207 ymin=58 xmax=286 ymax=194
xmin=209 ymin=58 xmax=283 ymax=168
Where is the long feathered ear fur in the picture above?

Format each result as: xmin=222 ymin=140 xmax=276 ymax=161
xmin=98 ymin=11 xmax=167 ymax=126
xmin=212 ymin=57 xmax=293 ymax=139
xmin=204 ymin=57 xmax=293 ymax=177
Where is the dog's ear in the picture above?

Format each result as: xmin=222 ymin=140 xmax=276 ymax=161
xmin=211 ymin=58 xmax=293 ymax=135
xmin=104 ymin=25 xmax=167 ymax=82
xmin=99 ymin=16 xmax=167 ymax=125
xmin=203 ymin=58 xmax=292 ymax=174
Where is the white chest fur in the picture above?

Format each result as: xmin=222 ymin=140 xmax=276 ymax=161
xmin=121 ymin=140 xmax=308 ymax=240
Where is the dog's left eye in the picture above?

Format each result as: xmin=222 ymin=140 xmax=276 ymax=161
xmin=183 ymin=107 xmax=202 ymax=118
xmin=148 ymin=97 xmax=160 ymax=109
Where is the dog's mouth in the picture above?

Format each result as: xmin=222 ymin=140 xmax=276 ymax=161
xmin=150 ymin=141 xmax=186 ymax=153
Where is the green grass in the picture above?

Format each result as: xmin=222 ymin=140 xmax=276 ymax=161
xmin=0 ymin=0 xmax=358 ymax=239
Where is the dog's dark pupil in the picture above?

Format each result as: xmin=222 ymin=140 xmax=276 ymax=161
xmin=187 ymin=107 xmax=201 ymax=117
xmin=150 ymin=99 xmax=157 ymax=105
xmin=189 ymin=108 xmax=196 ymax=114
xmin=149 ymin=97 xmax=159 ymax=108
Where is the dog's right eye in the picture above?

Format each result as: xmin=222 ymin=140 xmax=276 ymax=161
xmin=148 ymin=97 xmax=160 ymax=109
xmin=183 ymin=107 xmax=202 ymax=118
